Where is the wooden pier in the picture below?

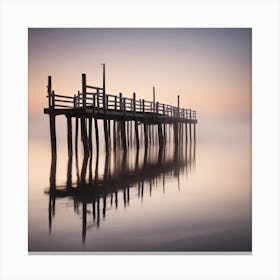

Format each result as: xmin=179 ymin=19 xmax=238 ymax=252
xmin=44 ymin=65 xmax=198 ymax=157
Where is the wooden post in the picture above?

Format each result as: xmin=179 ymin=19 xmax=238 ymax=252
xmin=189 ymin=109 xmax=192 ymax=141
xmin=113 ymin=120 xmax=116 ymax=150
xmin=174 ymin=122 xmax=178 ymax=146
xmin=81 ymin=116 xmax=89 ymax=156
xmin=75 ymin=117 xmax=79 ymax=157
xmin=47 ymin=76 xmax=52 ymax=108
xmin=48 ymin=79 xmax=56 ymax=157
xmin=185 ymin=122 xmax=188 ymax=143
xmin=121 ymin=121 xmax=127 ymax=151
xmin=135 ymin=120 xmax=139 ymax=149
xmin=82 ymin=73 xmax=87 ymax=108
xmin=102 ymin=64 xmax=106 ymax=94
xmin=133 ymin=92 xmax=136 ymax=115
xmin=158 ymin=123 xmax=163 ymax=147
xmin=97 ymin=89 xmax=100 ymax=112
xmin=67 ymin=116 xmax=73 ymax=158
xmin=119 ymin=93 xmax=123 ymax=111
xmin=127 ymin=120 xmax=130 ymax=147
xmin=51 ymin=90 xmax=55 ymax=109
xmin=144 ymin=122 xmax=148 ymax=149
xmin=163 ymin=123 xmax=166 ymax=145
xmin=82 ymin=203 xmax=87 ymax=243
xmin=153 ymin=86 xmax=155 ymax=112
xmin=49 ymin=114 xmax=57 ymax=157
xmin=123 ymin=98 xmax=126 ymax=116
xmin=177 ymin=95 xmax=180 ymax=117
xmin=103 ymin=124 xmax=109 ymax=152
xmin=103 ymin=89 xmax=107 ymax=114
xmin=119 ymin=92 xmax=126 ymax=151
xmin=77 ymin=91 xmax=80 ymax=107
xmin=66 ymin=152 xmax=73 ymax=189
xmin=94 ymin=118 xmax=99 ymax=153
xmin=156 ymin=101 xmax=158 ymax=114
xmin=88 ymin=117 xmax=93 ymax=154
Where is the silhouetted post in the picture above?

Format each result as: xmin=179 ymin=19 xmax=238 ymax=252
xmin=185 ymin=122 xmax=188 ymax=143
xmin=102 ymin=63 xmax=106 ymax=94
xmin=92 ymin=201 xmax=96 ymax=221
xmin=75 ymin=118 xmax=80 ymax=185
xmin=127 ymin=120 xmax=130 ymax=147
xmin=177 ymin=95 xmax=180 ymax=117
xmin=88 ymin=117 xmax=92 ymax=154
xmin=102 ymin=194 xmax=107 ymax=218
xmin=47 ymin=76 xmax=52 ymax=108
xmin=119 ymin=92 xmax=127 ymax=151
xmin=153 ymin=86 xmax=155 ymax=112
xmin=82 ymin=203 xmax=87 ymax=243
xmin=81 ymin=153 xmax=89 ymax=185
xmin=47 ymin=77 xmax=57 ymax=157
xmin=97 ymin=89 xmax=100 ymax=112
xmin=94 ymin=118 xmax=99 ymax=154
xmin=135 ymin=120 xmax=139 ymax=149
xmin=82 ymin=73 xmax=87 ymax=108
xmin=121 ymin=121 xmax=126 ymax=151
xmin=49 ymin=114 xmax=57 ymax=157
xmin=66 ymin=154 xmax=72 ymax=189
xmin=158 ymin=123 xmax=164 ymax=147
xmin=50 ymin=150 xmax=57 ymax=189
xmin=67 ymin=116 xmax=73 ymax=158
xmin=144 ymin=123 xmax=148 ymax=149
xmin=189 ymin=109 xmax=192 ymax=141
xmin=103 ymin=119 xmax=109 ymax=152
xmin=163 ymin=123 xmax=166 ymax=145
xmin=113 ymin=120 xmax=116 ymax=150
xmin=97 ymin=198 xmax=100 ymax=228
xmin=80 ymin=117 xmax=89 ymax=156
xmin=133 ymin=92 xmax=136 ymax=115
xmin=123 ymin=188 xmax=127 ymax=207
xmin=174 ymin=122 xmax=178 ymax=146
xmin=102 ymin=77 xmax=109 ymax=151
xmin=80 ymin=74 xmax=89 ymax=156
xmin=127 ymin=188 xmax=130 ymax=205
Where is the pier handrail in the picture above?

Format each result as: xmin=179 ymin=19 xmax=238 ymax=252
xmin=47 ymin=90 xmax=197 ymax=121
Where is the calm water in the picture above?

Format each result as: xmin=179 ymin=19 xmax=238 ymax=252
xmin=28 ymin=120 xmax=251 ymax=252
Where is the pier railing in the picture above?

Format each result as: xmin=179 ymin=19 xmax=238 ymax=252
xmin=48 ymin=90 xmax=197 ymax=120
xmin=45 ymin=68 xmax=197 ymax=156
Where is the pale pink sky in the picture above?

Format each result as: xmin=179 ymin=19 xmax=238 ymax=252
xmin=28 ymin=28 xmax=251 ymax=139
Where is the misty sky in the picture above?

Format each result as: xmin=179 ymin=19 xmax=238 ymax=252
xmin=28 ymin=28 xmax=251 ymax=140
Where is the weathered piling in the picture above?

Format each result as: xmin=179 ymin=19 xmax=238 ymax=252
xmin=67 ymin=116 xmax=73 ymax=158
xmin=47 ymin=76 xmax=57 ymax=157
xmin=75 ymin=117 xmax=79 ymax=156
xmin=88 ymin=117 xmax=93 ymax=154
xmin=49 ymin=115 xmax=57 ymax=157
xmin=134 ymin=121 xmax=139 ymax=149
xmin=94 ymin=118 xmax=99 ymax=153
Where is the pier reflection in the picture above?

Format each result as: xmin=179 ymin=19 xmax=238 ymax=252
xmin=46 ymin=140 xmax=196 ymax=243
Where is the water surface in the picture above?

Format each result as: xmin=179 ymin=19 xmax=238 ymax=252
xmin=28 ymin=120 xmax=251 ymax=252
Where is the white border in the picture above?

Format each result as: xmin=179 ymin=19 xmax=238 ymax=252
xmin=1 ymin=0 xmax=279 ymax=279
